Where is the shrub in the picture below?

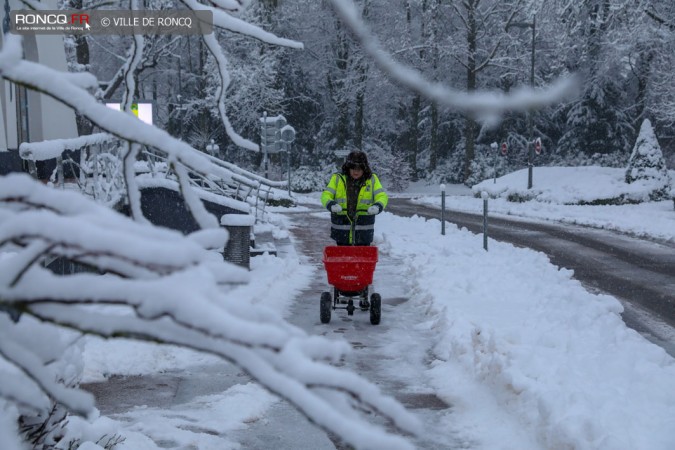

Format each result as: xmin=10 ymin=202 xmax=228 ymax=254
xmin=290 ymin=165 xmax=335 ymax=193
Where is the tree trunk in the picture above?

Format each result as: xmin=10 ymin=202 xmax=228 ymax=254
xmin=463 ymin=0 xmax=478 ymax=183
xmin=68 ymin=0 xmax=93 ymax=135
xmin=404 ymin=0 xmax=423 ymax=181
xmin=335 ymin=22 xmax=350 ymax=149
xmin=430 ymin=103 xmax=438 ymax=171
xmin=353 ymin=1 xmax=370 ymax=150
xmin=428 ymin=0 xmax=440 ymax=172
xmin=410 ymin=95 xmax=420 ymax=181
xmin=336 ymin=104 xmax=350 ymax=149
xmin=354 ymin=76 xmax=365 ymax=149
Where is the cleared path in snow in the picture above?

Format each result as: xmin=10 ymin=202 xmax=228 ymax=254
xmin=278 ymin=207 xmax=540 ymax=449
xmin=284 ymin=209 xmax=456 ymax=448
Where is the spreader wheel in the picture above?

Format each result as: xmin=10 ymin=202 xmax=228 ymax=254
xmin=320 ymin=292 xmax=332 ymax=324
xmin=369 ymin=293 xmax=381 ymax=325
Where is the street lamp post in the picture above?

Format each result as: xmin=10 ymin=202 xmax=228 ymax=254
xmin=168 ymin=54 xmax=184 ymax=140
xmin=280 ymin=125 xmax=296 ymax=197
xmin=176 ymin=94 xmax=184 ymax=140
xmin=507 ymin=14 xmax=536 ymax=189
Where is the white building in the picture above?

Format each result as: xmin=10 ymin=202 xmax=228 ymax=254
xmin=0 ymin=0 xmax=78 ymax=174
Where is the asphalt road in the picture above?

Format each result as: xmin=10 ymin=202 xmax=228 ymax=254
xmin=386 ymin=198 xmax=675 ymax=341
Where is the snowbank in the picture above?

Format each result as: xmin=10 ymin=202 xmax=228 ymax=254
xmin=376 ymin=212 xmax=675 ymax=449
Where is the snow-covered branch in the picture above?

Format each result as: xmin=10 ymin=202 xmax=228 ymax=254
xmin=0 ymin=330 xmax=94 ymax=416
xmin=180 ymin=0 xmax=303 ymax=49
xmin=0 ymin=174 xmax=419 ymax=448
xmin=176 ymin=0 xmax=303 ymax=152
xmin=201 ymin=32 xmax=259 ymax=151
xmin=0 ymin=38 xmax=227 ymax=177
xmin=0 ymin=34 xmax=253 ymax=227
xmin=0 ymin=4 xmax=422 ymax=447
xmin=19 ymin=133 xmax=114 ymax=161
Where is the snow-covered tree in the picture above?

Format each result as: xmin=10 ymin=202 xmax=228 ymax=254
xmin=625 ymin=118 xmax=671 ymax=199
xmin=367 ymin=141 xmax=411 ymax=192
xmin=286 ymin=1 xmax=675 ymax=178
xmin=552 ymin=0 xmax=634 ymax=156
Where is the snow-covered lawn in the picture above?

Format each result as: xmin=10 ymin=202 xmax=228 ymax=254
xmin=404 ymin=167 xmax=675 ymax=243
xmin=374 ymin=211 xmax=675 ymax=449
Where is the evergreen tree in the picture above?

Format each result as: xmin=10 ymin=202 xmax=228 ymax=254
xmin=625 ymin=119 xmax=671 ymax=199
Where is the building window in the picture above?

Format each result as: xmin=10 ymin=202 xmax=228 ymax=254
xmin=15 ymin=84 xmax=33 ymax=175
xmin=15 ymin=84 xmax=29 ymax=143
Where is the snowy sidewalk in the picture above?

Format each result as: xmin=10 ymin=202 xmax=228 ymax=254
xmin=79 ymin=199 xmax=675 ymax=449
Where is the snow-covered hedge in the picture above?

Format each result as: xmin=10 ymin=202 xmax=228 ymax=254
xmin=290 ymin=165 xmax=336 ymax=193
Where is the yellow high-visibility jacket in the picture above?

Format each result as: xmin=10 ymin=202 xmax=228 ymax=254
xmin=321 ymin=173 xmax=388 ymax=245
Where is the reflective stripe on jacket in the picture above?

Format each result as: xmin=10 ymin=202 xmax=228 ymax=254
xmin=321 ymin=173 xmax=388 ymax=245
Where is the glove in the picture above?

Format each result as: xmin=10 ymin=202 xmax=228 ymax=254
xmin=330 ymin=203 xmax=342 ymax=213
xmin=367 ymin=205 xmax=380 ymax=215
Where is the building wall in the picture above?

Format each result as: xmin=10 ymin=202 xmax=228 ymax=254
xmin=0 ymin=0 xmax=78 ymax=156
xmin=0 ymin=81 xmax=7 ymax=151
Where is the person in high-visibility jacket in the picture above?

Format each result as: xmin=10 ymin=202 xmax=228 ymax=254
xmin=321 ymin=151 xmax=388 ymax=245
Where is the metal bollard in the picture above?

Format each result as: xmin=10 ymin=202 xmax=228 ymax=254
xmin=490 ymin=142 xmax=498 ymax=184
xmin=287 ymin=146 xmax=292 ymax=197
xmin=440 ymin=184 xmax=446 ymax=235
xmin=56 ymin=156 xmax=64 ymax=189
xmin=482 ymin=191 xmax=488 ymax=251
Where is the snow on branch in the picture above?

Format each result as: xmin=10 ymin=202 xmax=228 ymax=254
xmin=0 ymin=175 xmax=235 ymax=279
xmin=181 ymin=0 xmax=303 ymax=49
xmin=0 ymin=174 xmax=419 ymax=449
xmin=120 ymin=19 xmax=150 ymax=224
xmin=19 ymin=133 xmax=115 ymax=162
xmin=1 ymin=34 xmax=290 ymax=223
xmin=0 ymin=329 xmax=94 ymax=417
xmin=208 ymin=0 xmax=248 ymax=13
xmin=4 ymin=62 xmax=204 ymax=173
xmin=0 ymin=35 xmax=245 ymax=228
xmin=202 ymin=32 xmax=259 ymax=151
xmin=179 ymin=0 xmax=304 ymax=152
xmin=201 ymin=151 xmax=288 ymax=188
xmin=0 ymin=37 xmax=225 ymax=181
xmin=329 ymin=0 xmax=580 ymax=119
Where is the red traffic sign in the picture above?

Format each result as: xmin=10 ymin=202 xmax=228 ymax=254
xmin=500 ymin=142 xmax=508 ymax=156
xmin=534 ymin=138 xmax=542 ymax=155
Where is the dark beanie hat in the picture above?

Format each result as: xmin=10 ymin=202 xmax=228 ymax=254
xmin=341 ymin=151 xmax=372 ymax=179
